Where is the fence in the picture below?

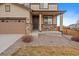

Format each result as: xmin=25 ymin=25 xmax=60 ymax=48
xmin=63 ymin=28 xmax=79 ymax=37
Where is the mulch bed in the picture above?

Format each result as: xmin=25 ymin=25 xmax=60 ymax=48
xmin=21 ymin=35 xmax=33 ymax=43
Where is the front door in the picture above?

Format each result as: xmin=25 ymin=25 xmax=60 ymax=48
xmin=32 ymin=15 xmax=39 ymax=30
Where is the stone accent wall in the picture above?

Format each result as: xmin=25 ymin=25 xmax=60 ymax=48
xmin=25 ymin=23 xmax=32 ymax=34
xmin=41 ymin=24 xmax=57 ymax=31
xmin=41 ymin=15 xmax=57 ymax=31
xmin=25 ymin=15 xmax=32 ymax=34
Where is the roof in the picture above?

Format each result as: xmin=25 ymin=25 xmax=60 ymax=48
xmin=32 ymin=10 xmax=66 ymax=16
xmin=0 ymin=3 xmax=66 ymax=15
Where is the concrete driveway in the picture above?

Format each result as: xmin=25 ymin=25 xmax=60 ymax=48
xmin=0 ymin=34 xmax=24 ymax=54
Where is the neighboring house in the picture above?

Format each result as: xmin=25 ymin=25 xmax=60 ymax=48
xmin=0 ymin=3 xmax=65 ymax=34
xmin=69 ymin=24 xmax=77 ymax=29
xmin=76 ymin=24 xmax=79 ymax=30
xmin=69 ymin=24 xmax=79 ymax=30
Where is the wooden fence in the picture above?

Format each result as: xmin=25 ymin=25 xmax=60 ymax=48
xmin=63 ymin=28 xmax=79 ymax=37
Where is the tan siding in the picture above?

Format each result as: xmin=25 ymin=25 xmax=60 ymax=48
xmin=0 ymin=3 xmax=32 ymax=34
xmin=0 ymin=4 xmax=30 ymax=19
xmin=30 ymin=3 xmax=58 ymax=11
xmin=53 ymin=16 xmax=57 ymax=24
xmin=48 ymin=4 xmax=58 ymax=10
xmin=31 ymin=4 xmax=40 ymax=10
xmin=41 ymin=15 xmax=43 ymax=24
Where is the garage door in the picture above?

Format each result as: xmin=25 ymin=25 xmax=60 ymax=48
xmin=0 ymin=17 xmax=26 ymax=34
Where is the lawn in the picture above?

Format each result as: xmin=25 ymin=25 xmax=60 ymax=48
xmin=12 ymin=46 xmax=79 ymax=56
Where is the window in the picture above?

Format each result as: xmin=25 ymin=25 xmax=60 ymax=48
xmin=40 ymin=3 xmax=48 ymax=9
xmin=24 ymin=3 xmax=30 ymax=8
xmin=44 ymin=16 xmax=52 ymax=24
xmin=5 ymin=5 xmax=10 ymax=12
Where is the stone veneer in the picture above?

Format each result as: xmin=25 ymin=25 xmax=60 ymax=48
xmin=41 ymin=24 xmax=57 ymax=31
xmin=25 ymin=17 xmax=32 ymax=34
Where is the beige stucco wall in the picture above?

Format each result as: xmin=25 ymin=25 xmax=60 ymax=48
xmin=0 ymin=3 xmax=30 ymax=19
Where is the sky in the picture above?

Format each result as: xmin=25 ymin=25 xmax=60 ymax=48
xmin=57 ymin=3 xmax=79 ymax=26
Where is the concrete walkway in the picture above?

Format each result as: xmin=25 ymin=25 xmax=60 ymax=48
xmin=0 ymin=33 xmax=79 ymax=56
xmin=0 ymin=34 xmax=24 ymax=54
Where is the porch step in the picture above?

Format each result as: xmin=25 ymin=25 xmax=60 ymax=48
xmin=31 ymin=31 xmax=38 ymax=39
xmin=38 ymin=31 xmax=62 ymax=36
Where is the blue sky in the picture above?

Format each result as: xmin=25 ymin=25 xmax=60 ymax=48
xmin=57 ymin=3 xmax=79 ymax=26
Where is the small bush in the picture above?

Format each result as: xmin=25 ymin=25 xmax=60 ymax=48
xmin=21 ymin=35 xmax=33 ymax=43
xmin=71 ymin=36 xmax=79 ymax=42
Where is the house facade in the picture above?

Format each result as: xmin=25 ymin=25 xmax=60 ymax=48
xmin=0 ymin=3 xmax=65 ymax=34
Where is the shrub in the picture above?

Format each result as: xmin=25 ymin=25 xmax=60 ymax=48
xmin=71 ymin=36 xmax=79 ymax=42
xmin=21 ymin=35 xmax=33 ymax=43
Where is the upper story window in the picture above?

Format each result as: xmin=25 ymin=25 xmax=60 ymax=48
xmin=24 ymin=3 xmax=30 ymax=8
xmin=40 ymin=3 xmax=48 ymax=9
xmin=5 ymin=5 xmax=10 ymax=12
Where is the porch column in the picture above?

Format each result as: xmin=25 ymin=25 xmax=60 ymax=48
xmin=39 ymin=14 xmax=42 ymax=31
xmin=60 ymin=14 xmax=63 ymax=31
xmin=53 ymin=16 xmax=57 ymax=31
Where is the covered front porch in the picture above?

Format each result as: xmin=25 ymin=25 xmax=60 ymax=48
xmin=32 ymin=10 xmax=66 ymax=32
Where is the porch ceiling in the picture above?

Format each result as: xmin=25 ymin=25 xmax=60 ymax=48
xmin=32 ymin=10 xmax=66 ymax=16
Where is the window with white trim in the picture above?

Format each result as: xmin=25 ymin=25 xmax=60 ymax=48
xmin=40 ymin=3 xmax=48 ymax=9
xmin=5 ymin=5 xmax=10 ymax=12
xmin=44 ymin=16 xmax=52 ymax=24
